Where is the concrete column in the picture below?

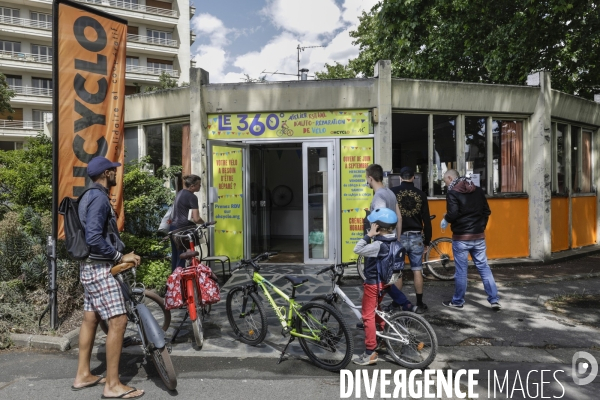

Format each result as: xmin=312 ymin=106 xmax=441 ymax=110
xmin=528 ymin=72 xmax=552 ymax=261
xmin=190 ymin=68 xmax=210 ymax=220
xmin=373 ymin=60 xmax=392 ymax=170
xmin=595 ymin=127 xmax=600 ymax=244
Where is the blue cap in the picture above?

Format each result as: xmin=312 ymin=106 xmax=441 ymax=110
xmin=87 ymin=156 xmax=121 ymax=177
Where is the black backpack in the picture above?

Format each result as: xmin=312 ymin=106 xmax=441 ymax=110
xmin=58 ymin=188 xmax=99 ymax=260
xmin=376 ymin=240 xmax=406 ymax=285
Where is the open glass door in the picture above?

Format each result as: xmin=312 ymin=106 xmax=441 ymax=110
xmin=207 ymin=141 xmax=250 ymax=262
xmin=249 ymin=146 xmax=270 ymax=256
xmin=303 ymin=141 xmax=336 ymax=264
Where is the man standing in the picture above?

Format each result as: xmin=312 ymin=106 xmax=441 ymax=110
xmin=441 ymin=169 xmax=500 ymax=310
xmin=72 ymin=156 xmax=144 ymax=399
xmin=391 ymin=166 xmax=432 ymax=312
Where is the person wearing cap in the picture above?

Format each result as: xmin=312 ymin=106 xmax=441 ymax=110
xmin=72 ymin=156 xmax=144 ymax=399
xmin=390 ymin=166 xmax=432 ymax=313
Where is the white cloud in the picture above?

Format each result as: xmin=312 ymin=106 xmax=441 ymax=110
xmin=233 ymin=32 xmax=300 ymax=81
xmin=261 ymin=0 xmax=342 ymax=36
xmin=192 ymin=45 xmax=228 ymax=83
xmin=191 ymin=13 xmax=232 ymax=47
xmin=341 ymin=0 xmax=380 ymax=24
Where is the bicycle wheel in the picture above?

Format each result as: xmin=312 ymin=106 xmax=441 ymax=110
xmin=99 ymin=289 xmax=170 ymax=334
xmin=148 ymin=343 xmax=177 ymax=390
xmin=356 ymin=255 xmax=366 ymax=280
xmin=191 ymin=281 xmax=204 ymax=349
xmin=296 ymin=302 xmax=353 ymax=372
xmin=309 ymin=295 xmax=341 ymax=314
xmin=425 ymin=237 xmax=456 ymax=280
xmin=226 ymin=286 xmax=268 ymax=345
xmin=383 ymin=311 xmax=438 ymax=369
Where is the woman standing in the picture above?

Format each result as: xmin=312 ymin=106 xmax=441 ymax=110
xmin=170 ymin=174 xmax=204 ymax=271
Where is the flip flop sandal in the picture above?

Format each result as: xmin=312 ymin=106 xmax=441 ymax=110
xmin=101 ymin=387 xmax=145 ymax=399
xmin=71 ymin=375 xmax=105 ymax=391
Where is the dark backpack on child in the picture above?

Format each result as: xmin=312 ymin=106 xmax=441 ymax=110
xmin=376 ymin=240 xmax=406 ymax=285
xmin=58 ymin=188 xmax=99 ymax=260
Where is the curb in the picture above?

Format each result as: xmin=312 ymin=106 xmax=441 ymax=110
xmin=10 ymin=327 xmax=80 ymax=352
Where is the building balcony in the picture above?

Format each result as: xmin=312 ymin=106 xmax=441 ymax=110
xmin=127 ymin=33 xmax=179 ymax=56
xmin=9 ymin=85 xmax=53 ymax=105
xmin=0 ymin=15 xmax=52 ymax=40
xmin=0 ymin=119 xmax=45 ymax=137
xmin=125 ymin=65 xmax=179 ymax=83
xmin=190 ymin=5 xmax=195 ymax=17
xmin=0 ymin=51 xmax=52 ymax=74
xmin=74 ymin=0 xmax=178 ymax=26
xmin=190 ymin=31 xmax=196 ymax=45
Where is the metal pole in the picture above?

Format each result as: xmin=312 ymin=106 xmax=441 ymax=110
xmin=47 ymin=236 xmax=58 ymax=329
xmin=297 ymin=44 xmax=300 ymax=80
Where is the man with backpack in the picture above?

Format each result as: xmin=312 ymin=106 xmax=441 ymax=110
xmin=71 ymin=156 xmax=144 ymax=399
xmin=353 ymin=207 xmax=417 ymax=366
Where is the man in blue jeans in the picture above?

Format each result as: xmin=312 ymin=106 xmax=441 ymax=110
xmin=441 ymin=169 xmax=500 ymax=310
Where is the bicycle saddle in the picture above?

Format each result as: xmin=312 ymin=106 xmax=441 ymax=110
xmin=284 ymin=275 xmax=309 ymax=287
xmin=180 ymin=250 xmax=199 ymax=260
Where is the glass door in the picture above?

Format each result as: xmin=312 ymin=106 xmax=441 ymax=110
xmin=207 ymin=141 xmax=250 ymax=262
xmin=303 ymin=141 xmax=336 ymax=264
xmin=250 ymin=146 xmax=270 ymax=256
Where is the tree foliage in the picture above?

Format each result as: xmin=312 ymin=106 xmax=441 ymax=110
xmin=332 ymin=0 xmax=600 ymax=99
xmin=0 ymin=73 xmax=15 ymax=116
xmin=315 ymin=62 xmax=358 ymax=80
xmin=143 ymin=72 xmax=181 ymax=93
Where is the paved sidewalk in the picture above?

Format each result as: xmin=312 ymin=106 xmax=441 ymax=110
xmin=86 ymin=256 xmax=600 ymax=367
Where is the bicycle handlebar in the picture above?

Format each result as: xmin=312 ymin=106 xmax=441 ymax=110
xmin=316 ymin=261 xmax=356 ymax=276
xmin=230 ymin=252 xmax=279 ymax=273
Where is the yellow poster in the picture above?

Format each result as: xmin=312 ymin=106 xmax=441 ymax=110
xmin=340 ymin=139 xmax=374 ymax=262
xmin=207 ymin=110 xmax=371 ymax=139
xmin=212 ymin=146 xmax=244 ymax=262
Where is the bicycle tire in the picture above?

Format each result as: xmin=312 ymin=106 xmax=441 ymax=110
xmin=309 ymin=295 xmax=342 ymax=315
xmin=191 ymin=281 xmax=204 ymax=349
xmin=226 ymin=287 xmax=268 ymax=345
xmin=275 ymin=128 xmax=285 ymax=137
xmin=149 ymin=343 xmax=178 ymax=390
xmin=425 ymin=237 xmax=455 ymax=280
xmin=99 ymin=289 xmax=171 ymax=334
xmin=296 ymin=301 xmax=353 ymax=372
xmin=356 ymin=255 xmax=366 ymax=281
xmin=383 ymin=311 xmax=438 ymax=369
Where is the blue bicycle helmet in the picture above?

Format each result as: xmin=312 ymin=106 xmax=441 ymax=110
xmin=367 ymin=207 xmax=398 ymax=229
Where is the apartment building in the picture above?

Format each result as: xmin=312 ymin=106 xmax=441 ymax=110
xmin=0 ymin=0 xmax=194 ymax=150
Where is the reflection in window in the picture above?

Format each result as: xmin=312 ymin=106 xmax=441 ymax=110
xmin=391 ymin=113 xmax=428 ymax=192
xmin=145 ymin=124 xmax=162 ymax=174
xmin=493 ymin=120 xmax=523 ymax=193
xmin=432 ymin=115 xmax=457 ymax=195
xmin=556 ymin=124 xmax=567 ymax=193
xmin=581 ymin=131 xmax=592 ymax=193
xmin=169 ymin=123 xmax=183 ymax=167
xmin=465 ymin=117 xmax=487 ymax=193
xmin=571 ymin=128 xmax=579 ymax=193
xmin=124 ymin=127 xmax=138 ymax=164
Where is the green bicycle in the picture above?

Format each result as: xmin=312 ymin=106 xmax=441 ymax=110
xmin=226 ymin=252 xmax=354 ymax=372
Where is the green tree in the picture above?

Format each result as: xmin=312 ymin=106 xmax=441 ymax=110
xmin=343 ymin=0 xmax=600 ymax=99
xmin=0 ymin=134 xmax=53 ymax=215
xmin=315 ymin=62 xmax=358 ymax=80
xmin=144 ymin=72 xmax=180 ymax=93
xmin=0 ymin=73 xmax=15 ymax=116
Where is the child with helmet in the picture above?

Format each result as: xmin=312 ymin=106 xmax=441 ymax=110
xmin=352 ymin=207 xmax=418 ymax=366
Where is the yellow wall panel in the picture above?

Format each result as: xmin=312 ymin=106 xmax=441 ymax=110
xmin=571 ymin=196 xmax=597 ymax=248
xmin=551 ymin=197 xmax=569 ymax=252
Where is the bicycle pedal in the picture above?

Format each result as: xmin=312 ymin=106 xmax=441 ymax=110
xmin=281 ymin=326 xmax=291 ymax=336
xmin=166 ymin=344 xmax=173 ymax=354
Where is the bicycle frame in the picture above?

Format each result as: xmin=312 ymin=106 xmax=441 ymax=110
xmin=245 ymin=271 xmax=324 ymax=341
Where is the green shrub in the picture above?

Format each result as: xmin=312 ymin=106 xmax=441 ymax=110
xmin=121 ymin=232 xmax=170 ymax=259
xmin=136 ymin=259 xmax=171 ymax=295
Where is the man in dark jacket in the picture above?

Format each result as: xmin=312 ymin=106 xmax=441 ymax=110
xmin=441 ymin=169 xmax=500 ymax=310
xmin=391 ymin=166 xmax=432 ymax=313
xmin=72 ymin=156 xmax=144 ymax=399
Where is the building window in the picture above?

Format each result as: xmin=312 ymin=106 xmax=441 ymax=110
xmin=32 ymin=109 xmax=52 ymax=123
xmin=0 ymin=40 xmax=21 ymax=53
xmin=147 ymin=58 xmax=173 ymax=73
xmin=5 ymin=74 xmax=22 ymax=87
xmin=0 ymin=7 xmax=20 ymax=19
xmin=571 ymin=128 xmax=594 ymax=193
xmin=145 ymin=124 xmax=163 ymax=173
xmin=124 ymin=127 xmax=138 ymax=164
xmin=169 ymin=123 xmax=183 ymax=167
xmin=32 ymin=77 xmax=52 ymax=89
xmin=432 ymin=115 xmax=457 ymax=195
xmin=30 ymin=12 xmax=52 ymax=28
xmin=553 ymin=123 xmax=567 ymax=194
xmin=391 ymin=113 xmax=428 ymax=191
xmin=464 ymin=117 xmax=487 ymax=193
xmin=147 ymin=29 xmax=172 ymax=43
xmin=31 ymin=44 xmax=52 ymax=62
xmin=492 ymin=120 xmax=523 ymax=193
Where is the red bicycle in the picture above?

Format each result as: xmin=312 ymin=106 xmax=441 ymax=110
xmin=168 ymin=222 xmax=218 ymax=349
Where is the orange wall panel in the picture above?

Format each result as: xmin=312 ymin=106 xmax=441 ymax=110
xmin=571 ymin=196 xmax=597 ymax=248
xmin=427 ymin=198 xmax=529 ymax=259
xmin=551 ymin=197 xmax=569 ymax=252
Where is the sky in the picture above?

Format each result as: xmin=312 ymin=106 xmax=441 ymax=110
xmin=190 ymin=0 xmax=380 ymax=83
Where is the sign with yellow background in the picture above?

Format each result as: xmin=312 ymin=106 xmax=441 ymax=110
xmin=212 ymin=146 xmax=244 ymax=262
xmin=340 ymin=139 xmax=374 ymax=262
xmin=207 ymin=110 xmax=371 ymax=139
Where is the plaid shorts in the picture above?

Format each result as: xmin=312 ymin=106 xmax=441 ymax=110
xmin=80 ymin=261 xmax=126 ymax=320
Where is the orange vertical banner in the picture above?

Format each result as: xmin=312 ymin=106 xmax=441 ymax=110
xmin=55 ymin=0 xmax=127 ymax=237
